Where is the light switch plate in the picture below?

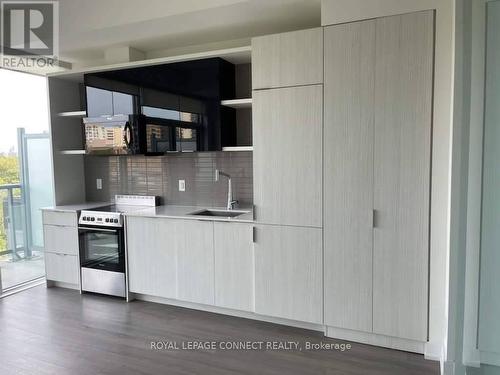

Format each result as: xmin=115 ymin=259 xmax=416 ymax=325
xmin=178 ymin=179 xmax=185 ymax=192
xmin=96 ymin=178 xmax=102 ymax=190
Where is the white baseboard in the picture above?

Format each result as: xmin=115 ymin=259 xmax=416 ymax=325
xmin=443 ymin=361 xmax=455 ymax=375
xmin=47 ymin=280 xmax=80 ymax=290
xmin=462 ymin=347 xmax=481 ymax=368
xmin=325 ymin=326 xmax=426 ymax=354
xmin=425 ymin=340 xmax=445 ymax=361
xmin=131 ymin=292 xmax=325 ymax=332
xmin=479 ymin=350 xmax=500 ymax=367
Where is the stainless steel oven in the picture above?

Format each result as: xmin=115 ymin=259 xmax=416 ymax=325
xmin=77 ymin=195 xmax=158 ymax=298
xmin=78 ymin=206 xmax=127 ymax=298
xmin=78 ymin=225 xmax=126 ymax=298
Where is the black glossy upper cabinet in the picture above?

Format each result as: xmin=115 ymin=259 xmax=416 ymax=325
xmin=112 ymin=91 xmax=135 ymax=116
xmin=84 ymin=58 xmax=236 ymax=151
xmin=85 ymin=87 xmax=112 ymax=117
xmin=85 ymin=86 xmax=137 ymax=117
xmin=85 ymin=75 xmax=140 ymax=117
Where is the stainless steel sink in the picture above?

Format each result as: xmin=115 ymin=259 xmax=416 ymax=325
xmin=188 ymin=209 xmax=249 ymax=218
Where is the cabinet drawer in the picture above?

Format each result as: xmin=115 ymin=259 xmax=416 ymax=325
xmin=45 ymin=253 xmax=79 ymax=284
xmin=42 ymin=211 xmax=77 ymax=227
xmin=44 ymin=225 xmax=79 ymax=255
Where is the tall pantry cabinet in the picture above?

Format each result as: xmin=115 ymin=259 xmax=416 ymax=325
xmin=324 ymin=10 xmax=434 ymax=342
xmin=252 ymin=28 xmax=324 ymax=324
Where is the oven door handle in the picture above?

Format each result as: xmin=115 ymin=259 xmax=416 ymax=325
xmin=78 ymin=226 xmax=119 ymax=233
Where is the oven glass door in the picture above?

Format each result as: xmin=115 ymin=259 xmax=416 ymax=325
xmin=78 ymin=227 xmax=124 ymax=272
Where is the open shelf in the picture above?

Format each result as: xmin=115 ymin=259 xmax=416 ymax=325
xmin=57 ymin=110 xmax=86 ymax=117
xmin=60 ymin=149 xmax=86 ymax=155
xmin=222 ymin=146 xmax=253 ymax=152
xmin=221 ymin=98 xmax=252 ymax=109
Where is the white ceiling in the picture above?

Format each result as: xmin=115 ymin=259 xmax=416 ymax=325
xmin=58 ymin=0 xmax=321 ymax=67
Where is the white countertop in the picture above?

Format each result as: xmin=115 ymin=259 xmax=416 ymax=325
xmin=42 ymin=202 xmax=254 ymax=223
xmin=41 ymin=202 xmax=110 ymax=212
xmin=125 ymin=205 xmax=254 ymax=223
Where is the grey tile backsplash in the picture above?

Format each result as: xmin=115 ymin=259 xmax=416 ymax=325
xmin=84 ymin=152 xmax=253 ymax=207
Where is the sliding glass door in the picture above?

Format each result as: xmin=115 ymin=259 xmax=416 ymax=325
xmin=0 ymin=128 xmax=53 ymax=292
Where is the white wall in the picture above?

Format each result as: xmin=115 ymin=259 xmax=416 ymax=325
xmin=477 ymin=0 xmax=500 ymax=357
xmin=462 ymin=0 xmax=487 ymax=368
xmin=321 ymin=0 xmax=456 ymax=366
xmin=446 ymin=0 xmax=471 ymax=374
xmin=462 ymin=1 xmax=500 ymax=372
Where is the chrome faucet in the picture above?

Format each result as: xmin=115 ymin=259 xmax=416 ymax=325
xmin=215 ymin=169 xmax=238 ymax=210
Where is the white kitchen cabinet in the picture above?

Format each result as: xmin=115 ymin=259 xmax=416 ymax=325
xmin=323 ymin=19 xmax=376 ymax=332
xmin=43 ymin=225 xmax=79 ymax=255
xmin=253 ymin=85 xmax=322 ymax=227
xmin=323 ymin=11 xmax=433 ymax=342
xmin=175 ymin=220 xmax=215 ymax=305
xmin=45 ymin=252 xmax=79 ymax=285
xmin=214 ymin=222 xmax=254 ymax=312
xmin=372 ymin=11 xmax=433 ymax=342
xmin=252 ymin=28 xmax=323 ymax=89
xmin=254 ymin=224 xmax=322 ymax=324
xmin=126 ymin=216 xmax=177 ymax=299
xmin=42 ymin=210 xmax=80 ymax=286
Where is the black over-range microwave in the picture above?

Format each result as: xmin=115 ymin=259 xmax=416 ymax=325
xmin=83 ymin=115 xmax=203 ymax=155
xmin=83 ymin=114 xmax=204 ymax=155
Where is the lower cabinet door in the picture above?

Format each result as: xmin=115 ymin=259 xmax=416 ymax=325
xmin=45 ymin=252 xmax=79 ymax=284
xmin=127 ymin=216 xmax=177 ymax=299
xmin=254 ymin=225 xmax=322 ymax=324
xmin=175 ymin=220 xmax=215 ymax=305
xmin=214 ymin=222 xmax=254 ymax=311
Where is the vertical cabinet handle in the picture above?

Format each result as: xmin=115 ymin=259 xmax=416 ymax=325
xmin=252 ymin=226 xmax=257 ymax=243
xmin=372 ymin=209 xmax=378 ymax=228
xmin=253 ymin=205 xmax=256 ymax=221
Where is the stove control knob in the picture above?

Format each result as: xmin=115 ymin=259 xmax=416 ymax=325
xmin=82 ymin=217 xmax=86 ymax=221
xmin=91 ymin=217 xmax=95 ymax=222
xmin=114 ymin=219 xmax=119 ymax=223
xmin=105 ymin=218 xmax=109 ymax=223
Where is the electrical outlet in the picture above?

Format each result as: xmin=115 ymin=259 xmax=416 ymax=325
xmin=96 ymin=178 xmax=102 ymax=190
xmin=178 ymin=179 xmax=185 ymax=192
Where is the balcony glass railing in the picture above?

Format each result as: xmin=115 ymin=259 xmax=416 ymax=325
xmin=0 ymin=184 xmax=45 ymax=292
xmin=0 ymin=183 xmax=23 ymax=258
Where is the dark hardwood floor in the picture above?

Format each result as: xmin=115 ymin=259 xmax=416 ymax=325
xmin=0 ymin=286 xmax=439 ymax=375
